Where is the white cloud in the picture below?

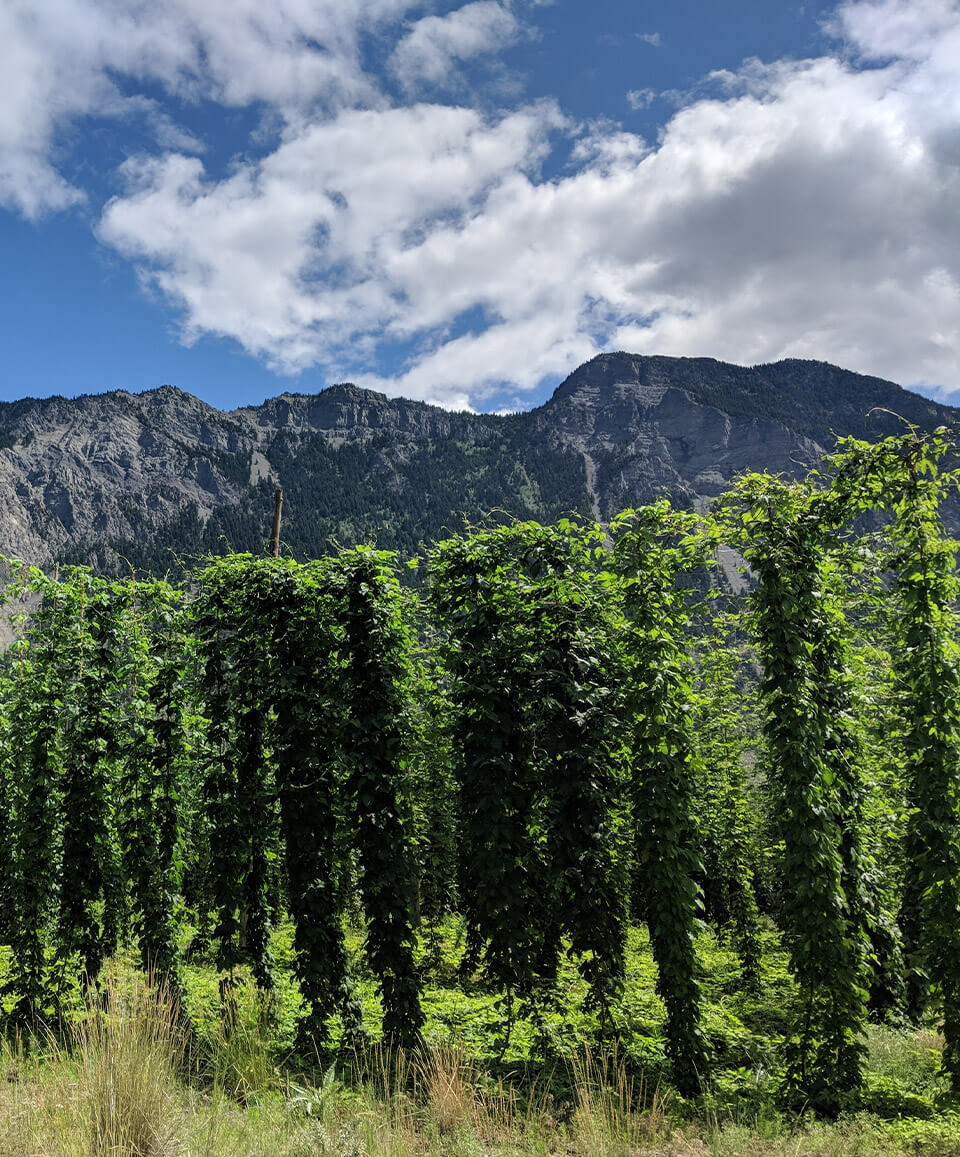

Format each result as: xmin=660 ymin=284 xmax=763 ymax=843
xmin=833 ymin=0 xmax=959 ymax=60
xmin=98 ymin=101 xmax=563 ymax=390
xmin=635 ymin=31 xmax=661 ymax=47
xmin=0 ymin=0 xmax=414 ymax=218
xmin=626 ymin=88 xmax=656 ymax=110
xmin=388 ymin=2 xmax=521 ymax=88
xmin=87 ymin=0 xmax=960 ymax=405
xmin=5 ymin=0 xmax=960 ymax=407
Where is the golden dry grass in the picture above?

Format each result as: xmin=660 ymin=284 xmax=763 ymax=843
xmin=0 ymin=974 xmax=955 ymax=1157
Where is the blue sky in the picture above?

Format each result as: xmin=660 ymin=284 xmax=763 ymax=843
xmin=1 ymin=0 xmax=958 ymax=412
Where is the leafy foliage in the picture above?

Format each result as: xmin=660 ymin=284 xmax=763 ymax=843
xmin=4 ymin=427 xmax=960 ymax=1112
xmin=611 ymin=502 xmax=713 ymax=1094
xmin=832 ymin=430 xmax=960 ymax=1083
xmin=691 ymin=616 xmax=763 ymax=987
xmin=721 ymin=478 xmax=871 ymax=1111
xmin=428 ymin=521 xmax=627 ymax=1028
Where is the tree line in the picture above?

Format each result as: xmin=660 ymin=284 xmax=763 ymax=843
xmin=0 ymin=428 xmax=958 ymax=1113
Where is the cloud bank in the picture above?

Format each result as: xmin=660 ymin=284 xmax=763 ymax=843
xmin=4 ymin=0 xmax=960 ymax=406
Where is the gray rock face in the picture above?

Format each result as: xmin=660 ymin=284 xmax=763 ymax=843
xmin=0 ymin=353 xmax=953 ymax=569
xmin=540 ymin=362 xmax=821 ymax=518
xmin=0 ymin=388 xmax=249 ymax=563
xmin=536 ymin=352 xmax=955 ymax=519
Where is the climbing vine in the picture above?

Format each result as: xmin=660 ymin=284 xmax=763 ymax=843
xmin=832 ymin=429 xmax=960 ymax=1086
xmin=118 ymin=579 xmax=190 ymax=985
xmin=0 ymin=431 xmax=957 ymax=1106
xmin=3 ymin=568 xmax=77 ymax=1021
xmin=332 ymin=549 xmax=424 ymax=1045
xmin=691 ymin=614 xmax=763 ymax=987
xmin=430 ymin=520 xmax=627 ymax=1043
xmin=611 ymin=502 xmax=711 ymax=1095
xmin=194 ymin=550 xmax=424 ymax=1045
xmin=269 ymin=560 xmax=360 ymax=1045
xmin=195 ymin=558 xmax=277 ymax=991
xmin=722 ymin=477 xmax=871 ymax=1110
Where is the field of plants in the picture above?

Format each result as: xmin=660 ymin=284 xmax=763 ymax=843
xmin=1 ymin=427 xmax=960 ymax=1154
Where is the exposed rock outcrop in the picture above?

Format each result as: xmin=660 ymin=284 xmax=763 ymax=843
xmin=0 ymin=353 xmax=952 ymax=570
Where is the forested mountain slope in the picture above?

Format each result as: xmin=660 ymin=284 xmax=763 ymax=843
xmin=0 ymin=352 xmax=953 ymax=572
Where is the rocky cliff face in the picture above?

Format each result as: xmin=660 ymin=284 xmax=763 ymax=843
xmin=0 ymin=353 xmax=953 ymax=571
xmin=0 ymin=387 xmax=259 ymax=564
xmin=537 ymin=353 xmax=953 ymax=518
xmin=538 ymin=356 xmax=821 ymax=519
xmin=0 ymin=383 xmax=493 ymax=566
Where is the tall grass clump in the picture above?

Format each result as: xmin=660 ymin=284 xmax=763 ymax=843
xmin=568 ymin=1046 xmax=669 ymax=1157
xmin=202 ymin=979 xmax=279 ymax=1103
xmin=26 ymin=968 xmax=186 ymax=1156
xmin=343 ymin=1039 xmax=553 ymax=1153
xmin=412 ymin=1039 xmax=531 ymax=1144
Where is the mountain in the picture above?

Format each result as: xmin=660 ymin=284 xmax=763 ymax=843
xmin=0 ymin=353 xmax=954 ymax=574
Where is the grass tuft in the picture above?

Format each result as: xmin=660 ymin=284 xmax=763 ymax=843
xmin=5 ymin=968 xmax=185 ymax=1156
xmin=569 ymin=1045 xmax=670 ymax=1156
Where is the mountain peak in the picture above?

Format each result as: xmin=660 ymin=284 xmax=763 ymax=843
xmin=0 ymin=353 xmax=954 ymax=572
xmin=548 ymin=352 xmax=950 ymax=447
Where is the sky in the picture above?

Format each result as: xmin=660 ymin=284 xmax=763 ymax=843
xmin=1 ymin=0 xmax=959 ymax=413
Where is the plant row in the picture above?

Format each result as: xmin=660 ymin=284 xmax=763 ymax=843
xmin=0 ymin=428 xmax=958 ymax=1113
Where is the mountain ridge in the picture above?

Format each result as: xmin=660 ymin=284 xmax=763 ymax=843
xmin=0 ymin=353 xmax=954 ymax=573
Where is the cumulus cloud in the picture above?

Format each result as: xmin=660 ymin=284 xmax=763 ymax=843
xmin=0 ymin=0 xmax=413 ymax=217
xmin=98 ymin=100 xmax=563 ymax=391
xmin=635 ymin=31 xmax=662 ymax=47
xmin=5 ymin=0 xmax=960 ymax=406
xmin=834 ymin=0 xmax=959 ymax=60
xmin=388 ymin=1 xmax=521 ymax=88
xmin=87 ymin=0 xmax=960 ymax=405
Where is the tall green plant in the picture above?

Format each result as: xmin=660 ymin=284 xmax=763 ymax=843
xmin=430 ymin=522 xmax=627 ymax=1032
xmin=405 ymin=628 xmax=460 ymax=934
xmin=832 ymin=429 xmax=960 ymax=1084
xmin=722 ymin=478 xmax=869 ymax=1110
xmin=333 ymin=548 xmax=424 ymax=1045
xmin=528 ymin=525 xmax=626 ymax=1013
xmin=195 ymin=558 xmax=277 ymax=990
xmin=3 ymin=569 xmax=74 ymax=1020
xmin=118 ymin=580 xmax=189 ymax=985
xmin=195 ymin=551 xmax=424 ymax=1045
xmin=430 ymin=526 xmax=548 ymax=1013
xmin=692 ymin=616 xmax=762 ymax=986
xmin=269 ymin=559 xmax=361 ymax=1045
xmin=56 ymin=574 xmax=125 ymax=985
xmin=611 ymin=502 xmax=711 ymax=1095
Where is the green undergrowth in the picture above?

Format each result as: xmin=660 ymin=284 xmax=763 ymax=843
xmin=0 ymin=920 xmax=956 ymax=1155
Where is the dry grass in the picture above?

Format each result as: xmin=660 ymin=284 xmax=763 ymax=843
xmin=204 ymin=983 xmax=280 ymax=1104
xmin=0 ymin=969 xmax=294 ymax=1157
xmin=4 ymin=969 xmax=186 ymax=1156
xmin=0 ymin=973 xmax=956 ymax=1157
xmin=335 ymin=1037 xmax=674 ymax=1156
xmin=415 ymin=1040 xmax=480 ymax=1134
xmin=568 ymin=1045 xmax=670 ymax=1156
